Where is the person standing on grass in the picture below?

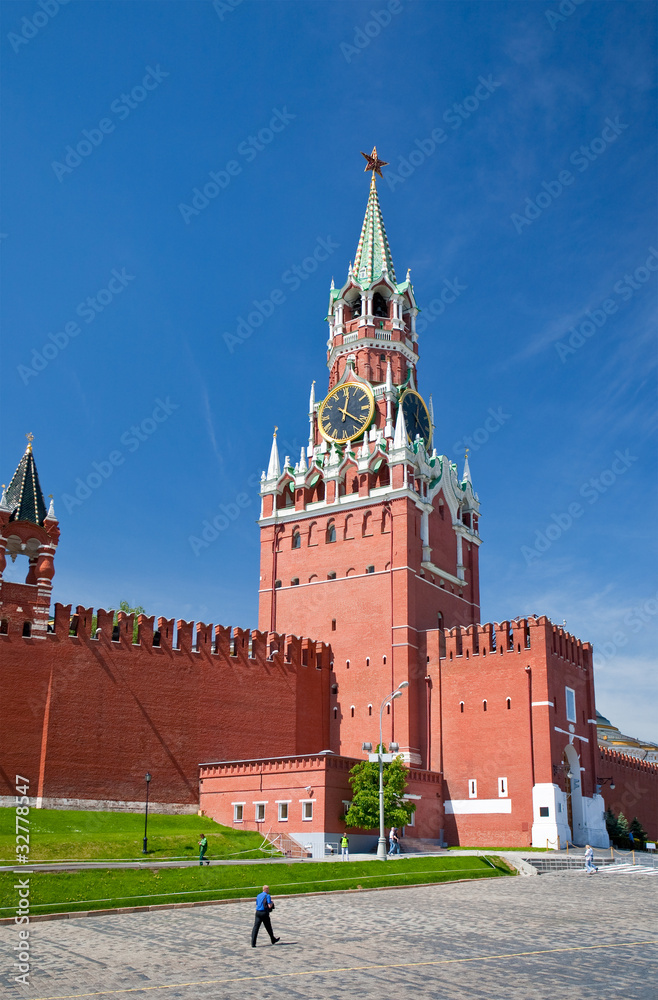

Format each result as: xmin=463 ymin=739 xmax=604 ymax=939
xmin=341 ymin=833 xmax=349 ymax=860
xmin=251 ymin=885 xmax=280 ymax=947
xmin=198 ymin=833 xmax=210 ymax=866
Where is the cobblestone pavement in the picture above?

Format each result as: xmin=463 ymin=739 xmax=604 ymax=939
xmin=2 ymin=872 xmax=656 ymax=1000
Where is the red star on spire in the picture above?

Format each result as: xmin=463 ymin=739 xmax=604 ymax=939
xmin=360 ymin=146 xmax=389 ymax=178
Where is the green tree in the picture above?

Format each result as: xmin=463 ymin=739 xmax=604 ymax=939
xmin=629 ymin=816 xmax=647 ymax=848
xmin=344 ymin=753 xmax=416 ymax=831
xmin=604 ymin=807 xmax=619 ymax=841
xmin=616 ymin=811 xmax=630 ymax=847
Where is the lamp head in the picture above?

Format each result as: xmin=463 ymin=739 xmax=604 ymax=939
xmin=398 ymin=681 xmax=409 ymax=690
xmin=362 ymin=741 xmax=373 ymax=752
xmin=145 ymin=772 xmax=151 ymax=783
xmin=392 ymin=691 xmax=402 ymax=700
xmin=389 ymin=742 xmax=400 ymax=753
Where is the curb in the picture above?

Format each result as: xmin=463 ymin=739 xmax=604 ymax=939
xmin=0 ymin=872 xmax=512 ymax=924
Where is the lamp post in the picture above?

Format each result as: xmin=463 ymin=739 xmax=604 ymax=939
xmin=375 ymin=681 xmax=408 ymax=860
xmin=142 ymin=772 xmax=151 ymax=854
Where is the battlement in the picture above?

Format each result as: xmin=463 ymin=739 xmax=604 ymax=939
xmin=427 ymin=615 xmax=593 ymax=668
xmin=0 ymin=601 xmax=332 ymax=669
xmin=600 ymin=746 xmax=658 ymax=775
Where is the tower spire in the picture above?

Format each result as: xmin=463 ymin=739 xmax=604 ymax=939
xmin=267 ymin=427 xmax=281 ymax=480
xmin=5 ymin=437 xmax=47 ymax=525
xmin=462 ymin=448 xmax=472 ymax=485
xmin=353 ymin=149 xmax=396 ymax=285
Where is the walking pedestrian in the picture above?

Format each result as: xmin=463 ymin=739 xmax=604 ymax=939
xmin=251 ymin=885 xmax=280 ymax=947
xmin=584 ymin=844 xmax=597 ymax=874
xmin=198 ymin=833 xmax=210 ymax=866
xmin=388 ymin=827 xmax=400 ymax=855
xmin=341 ymin=833 xmax=349 ymax=860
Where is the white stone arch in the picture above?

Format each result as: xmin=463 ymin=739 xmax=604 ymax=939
xmin=564 ymin=743 xmax=585 ymax=845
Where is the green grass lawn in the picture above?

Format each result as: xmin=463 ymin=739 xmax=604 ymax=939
xmin=0 ymin=808 xmax=272 ymax=863
xmin=0 ymin=856 xmax=514 ymax=916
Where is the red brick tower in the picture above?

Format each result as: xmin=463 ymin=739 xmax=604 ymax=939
xmin=258 ymin=151 xmax=481 ymax=765
xmin=0 ymin=435 xmax=59 ymax=638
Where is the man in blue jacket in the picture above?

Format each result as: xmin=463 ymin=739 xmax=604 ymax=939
xmin=251 ymin=884 xmax=280 ymax=947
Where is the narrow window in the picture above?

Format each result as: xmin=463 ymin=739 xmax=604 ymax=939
xmin=326 ymin=520 xmax=336 ymax=543
xmin=327 ymin=571 xmax=336 ymax=580
xmin=346 ymin=659 xmax=350 ymax=669
xmin=460 ymin=701 xmax=464 ymax=713
xmin=278 ymin=802 xmax=289 ymax=822
xmin=387 ymin=703 xmax=390 ymax=715
xmin=333 ymin=707 xmax=338 ymax=720
xmin=292 ymin=530 xmax=301 ymax=549
xmin=302 ymin=801 xmax=313 ymax=821
xmin=291 ymin=578 xmax=299 ymax=586
xmin=255 ymin=803 xmax=265 ymax=823
xmin=22 ymin=622 xmax=31 ymax=638
xmin=233 ymin=804 xmax=244 ymax=823
xmin=274 ymin=579 xmax=282 ymax=589
xmin=565 ymin=686 xmax=576 ymax=723
xmin=331 ymin=619 xmax=336 ymax=631
xmin=382 ymin=655 xmax=387 ymax=665
xmin=483 ymin=700 xmax=487 ymax=712
xmin=350 ymin=706 xmax=355 ymax=718
xmin=366 ymin=657 xmax=370 ymax=667
xmin=0 ymin=620 xmax=8 ymax=635
xmin=498 ymin=777 xmax=508 ymax=798
xmin=368 ymin=704 xmax=372 ymax=716
xmin=366 ymin=565 xmax=375 ymax=574
xmin=468 ymin=779 xmax=477 ymax=799
xmin=506 ymin=698 xmax=511 ymax=710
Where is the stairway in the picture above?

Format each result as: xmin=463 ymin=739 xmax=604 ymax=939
xmin=399 ymin=838 xmax=445 ymax=854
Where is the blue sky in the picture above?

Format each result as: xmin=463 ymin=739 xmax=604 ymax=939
xmin=1 ymin=0 xmax=656 ymax=740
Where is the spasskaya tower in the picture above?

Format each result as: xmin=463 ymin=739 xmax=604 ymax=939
xmin=258 ymin=149 xmax=481 ymax=766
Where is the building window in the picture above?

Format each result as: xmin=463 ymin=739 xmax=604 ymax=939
xmin=382 ymin=655 xmax=387 ymax=665
xmin=468 ymin=779 xmax=477 ymax=799
xmin=22 ymin=622 xmax=32 ymax=638
xmin=327 ymin=571 xmax=336 ymax=580
xmin=498 ymin=777 xmax=508 ymax=798
xmin=274 ymin=580 xmax=282 ymax=589
xmin=331 ymin=619 xmax=336 ymax=631
xmin=368 ymin=704 xmax=372 ymax=716
xmin=0 ymin=619 xmax=7 ymax=635
xmin=326 ymin=521 xmax=336 ymax=543
xmin=278 ymin=802 xmax=289 ymax=822
xmin=565 ymin=686 xmax=576 ymax=723
xmin=539 ymin=806 xmax=550 ymax=818
xmin=291 ymin=578 xmax=299 ymax=586
xmin=302 ymin=801 xmax=313 ymax=821
xmin=460 ymin=701 xmax=464 ymax=713
xmin=365 ymin=565 xmax=375 ymax=574
xmin=483 ymin=700 xmax=487 ymax=712
xmin=255 ymin=803 xmax=266 ymax=822
xmin=404 ymin=804 xmax=415 ymax=827
xmin=366 ymin=657 xmax=370 ymax=666
xmin=233 ymin=804 xmax=244 ymax=823
xmin=506 ymin=698 xmax=511 ymax=710
xmin=292 ymin=530 xmax=301 ymax=549
xmin=387 ymin=703 xmax=391 ymax=715
xmin=346 ymin=659 xmax=350 ymax=669
xmin=333 ymin=707 xmax=338 ymax=720
xmin=350 ymin=706 xmax=355 ymax=717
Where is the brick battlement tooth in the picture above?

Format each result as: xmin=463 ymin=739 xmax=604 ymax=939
xmin=43 ymin=602 xmax=332 ymax=666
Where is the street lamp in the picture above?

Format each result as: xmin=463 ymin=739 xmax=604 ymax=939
xmin=142 ymin=772 xmax=151 ymax=854
xmin=376 ymin=682 xmax=409 ymax=860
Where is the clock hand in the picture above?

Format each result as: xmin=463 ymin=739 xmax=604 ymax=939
xmin=339 ymin=402 xmax=360 ymax=422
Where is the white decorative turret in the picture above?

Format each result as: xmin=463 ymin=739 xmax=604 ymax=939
xmin=392 ymin=401 xmax=408 ymax=451
xmin=266 ymin=428 xmax=281 ymax=481
xmin=45 ymin=496 xmax=57 ymax=522
xmin=462 ymin=449 xmax=472 ymax=485
xmin=308 ymin=381 xmax=316 ymax=457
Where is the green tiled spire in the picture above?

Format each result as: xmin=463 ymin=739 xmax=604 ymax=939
xmin=353 ymin=174 xmax=396 ymax=286
xmin=5 ymin=437 xmax=47 ymax=526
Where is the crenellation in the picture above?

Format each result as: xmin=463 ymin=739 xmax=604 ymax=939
xmin=137 ymin=614 xmax=155 ymax=647
xmin=157 ymin=616 xmax=175 ymax=651
xmin=175 ymin=619 xmax=194 ymax=653
xmin=96 ymin=608 xmax=114 ymax=640
xmin=54 ymin=602 xmax=71 ymax=635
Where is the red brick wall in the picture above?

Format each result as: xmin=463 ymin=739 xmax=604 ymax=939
xmin=0 ymin=604 xmax=331 ymax=806
xmin=599 ymin=748 xmax=658 ymax=841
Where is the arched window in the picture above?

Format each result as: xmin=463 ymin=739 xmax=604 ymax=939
xmin=362 ymin=511 xmax=372 ymax=537
xmin=326 ymin=520 xmax=336 ymax=543
xmin=308 ymin=521 xmax=317 ymax=546
xmin=344 ymin=513 xmax=354 ymax=539
xmin=382 ymin=655 xmax=387 ymax=665
xmin=373 ymin=291 xmax=388 ymax=317
xmin=291 ymin=578 xmax=299 ymax=586
xmin=387 ymin=703 xmax=391 ymax=715
xmin=350 ymin=706 xmax=355 ymax=718
xmin=349 ymin=296 xmax=362 ymax=317
xmin=460 ymin=702 xmax=464 ymax=713
xmin=368 ymin=704 xmax=372 ymax=716
xmin=506 ymin=698 xmax=511 ymax=710
xmin=333 ymin=707 xmax=338 ymax=720
xmin=483 ymin=700 xmax=487 ymax=712
xmin=366 ymin=657 xmax=370 ymax=666
xmin=292 ymin=529 xmax=301 ymax=549
xmin=381 ymin=508 xmax=391 ymax=533
xmin=346 ymin=659 xmax=350 ymax=669
xmin=274 ymin=579 xmax=282 ymax=589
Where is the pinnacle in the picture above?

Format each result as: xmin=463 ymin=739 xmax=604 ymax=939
xmin=4 ymin=444 xmax=48 ymax=526
xmin=353 ymin=175 xmax=396 ymax=286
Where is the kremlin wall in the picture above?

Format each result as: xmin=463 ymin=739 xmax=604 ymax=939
xmin=1 ymin=154 xmax=656 ymax=852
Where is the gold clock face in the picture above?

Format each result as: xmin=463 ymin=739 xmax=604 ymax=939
xmin=318 ymin=382 xmax=375 ymax=443
xmin=400 ymin=389 xmax=432 ymax=448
